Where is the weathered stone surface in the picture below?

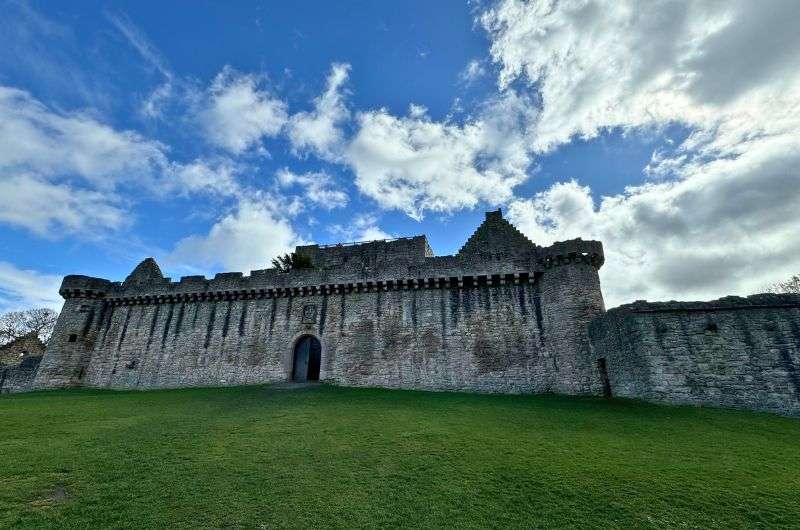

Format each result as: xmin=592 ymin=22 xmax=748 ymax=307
xmin=32 ymin=210 xmax=606 ymax=396
xmin=588 ymin=294 xmax=800 ymax=416
xmin=0 ymin=332 xmax=45 ymax=367
xmin=19 ymin=209 xmax=800 ymax=417
xmin=0 ymin=333 xmax=46 ymax=393
xmin=1 ymin=355 xmax=42 ymax=393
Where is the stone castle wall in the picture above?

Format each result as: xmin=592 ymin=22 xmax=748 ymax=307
xmin=23 ymin=207 xmax=800 ymax=417
xmin=588 ymin=294 xmax=800 ymax=416
xmin=0 ymin=355 xmax=42 ymax=394
xmin=33 ymin=211 xmax=607 ymax=395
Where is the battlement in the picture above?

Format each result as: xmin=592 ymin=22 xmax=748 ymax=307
xmin=536 ymin=238 xmax=604 ymax=269
xmin=297 ymin=235 xmax=433 ymax=269
xmin=602 ymin=293 xmax=800 ymax=314
xmin=36 ymin=209 xmax=607 ymax=397
xmin=56 ymin=211 xmax=604 ymax=304
xmin=59 ymin=275 xmax=114 ymax=298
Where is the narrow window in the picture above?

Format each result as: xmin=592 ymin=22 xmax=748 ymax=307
xmin=68 ymin=334 xmax=78 ymax=343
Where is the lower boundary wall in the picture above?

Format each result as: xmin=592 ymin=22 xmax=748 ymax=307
xmin=588 ymin=294 xmax=800 ymax=416
xmin=0 ymin=356 xmax=42 ymax=394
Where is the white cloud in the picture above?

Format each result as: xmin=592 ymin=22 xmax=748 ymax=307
xmin=0 ymin=262 xmax=63 ymax=312
xmin=482 ymin=0 xmax=800 ymax=305
xmin=275 ymin=168 xmax=348 ymax=210
xmin=198 ymin=67 xmax=288 ymax=154
xmin=107 ymin=12 xmax=172 ymax=80
xmin=508 ymin=143 xmax=800 ymax=306
xmin=0 ymin=85 xmax=165 ymax=237
xmin=140 ymin=81 xmax=173 ymax=119
xmin=0 ymin=85 xmax=245 ymax=238
xmin=481 ymin=0 xmax=800 ymax=153
xmin=0 ymin=86 xmax=168 ymax=191
xmin=460 ymin=59 xmax=486 ymax=83
xmin=344 ymin=91 xmax=535 ymax=220
xmin=168 ymin=159 xmax=242 ymax=197
xmin=0 ymin=174 xmax=127 ymax=238
xmin=328 ymin=214 xmax=392 ymax=242
xmin=287 ymin=63 xmax=351 ymax=160
xmin=1 ymin=1 xmax=111 ymax=109
xmin=169 ymin=199 xmax=304 ymax=273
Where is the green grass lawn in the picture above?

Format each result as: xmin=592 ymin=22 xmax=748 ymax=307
xmin=1 ymin=385 xmax=799 ymax=529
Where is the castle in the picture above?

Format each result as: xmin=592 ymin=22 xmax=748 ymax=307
xmin=32 ymin=210 xmax=606 ymax=395
xmin=20 ymin=210 xmax=800 ymax=416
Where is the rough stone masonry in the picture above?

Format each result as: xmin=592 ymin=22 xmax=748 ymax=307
xmin=589 ymin=294 xmax=800 ymax=416
xmin=24 ymin=210 xmax=800 ymax=416
xmin=32 ymin=210 xmax=607 ymax=395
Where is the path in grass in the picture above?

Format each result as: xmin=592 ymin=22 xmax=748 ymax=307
xmin=1 ymin=384 xmax=799 ymax=529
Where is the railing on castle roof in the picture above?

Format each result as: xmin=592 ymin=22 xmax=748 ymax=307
xmin=316 ymin=235 xmax=423 ymax=249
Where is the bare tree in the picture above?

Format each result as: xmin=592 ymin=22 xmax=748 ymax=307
xmin=0 ymin=308 xmax=59 ymax=346
xmin=765 ymin=274 xmax=800 ymax=294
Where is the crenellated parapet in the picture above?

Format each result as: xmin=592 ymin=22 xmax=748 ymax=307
xmin=31 ymin=208 xmax=610 ymax=396
xmin=536 ymin=238 xmax=604 ymax=269
xmin=55 ymin=212 xmax=604 ymax=308
xmin=606 ymin=293 xmax=800 ymax=313
xmin=101 ymin=272 xmax=542 ymax=306
xmin=298 ymin=235 xmax=433 ymax=270
xmin=59 ymin=275 xmax=114 ymax=299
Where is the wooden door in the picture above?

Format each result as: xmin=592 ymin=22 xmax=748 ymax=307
xmin=292 ymin=337 xmax=310 ymax=382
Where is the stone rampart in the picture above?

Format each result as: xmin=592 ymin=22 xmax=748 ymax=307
xmin=588 ymin=294 xmax=800 ymax=416
xmin=31 ymin=210 xmax=607 ymax=396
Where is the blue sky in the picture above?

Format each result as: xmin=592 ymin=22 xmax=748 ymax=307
xmin=1 ymin=0 xmax=799 ymax=311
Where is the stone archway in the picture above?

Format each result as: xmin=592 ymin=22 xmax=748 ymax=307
xmin=292 ymin=335 xmax=321 ymax=382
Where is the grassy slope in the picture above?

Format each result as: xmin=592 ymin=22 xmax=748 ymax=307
xmin=0 ymin=385 xmax=798 ymax=529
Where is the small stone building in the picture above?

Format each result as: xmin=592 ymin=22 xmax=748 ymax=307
xmin=0 ymin=332 xmax=45 ymax=367
xmin=0 ymin=333 xmax=45 ymax=393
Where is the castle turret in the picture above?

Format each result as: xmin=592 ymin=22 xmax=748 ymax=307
xmin=33 ymin=275 xmax=113 ymax=389
xmin=537 ymin=239 xmax=605 ymax=394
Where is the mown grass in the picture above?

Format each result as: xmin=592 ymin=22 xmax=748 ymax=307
xmin=0 ymin=384 xmax=798 ymax=529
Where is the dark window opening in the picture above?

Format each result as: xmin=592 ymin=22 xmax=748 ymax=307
xmin=68 ymin=334 xmax=78 ymax=343
xmin=597 ymin=358 xmax=612 ymax=398
xmin=705 ymin=322 xmax=719 ymax=333
xmin=292 ymin=335 xmax=321 ymax=382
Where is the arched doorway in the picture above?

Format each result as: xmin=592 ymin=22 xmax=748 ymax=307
xmin=292 ymin=335 xmax=321 ymax=382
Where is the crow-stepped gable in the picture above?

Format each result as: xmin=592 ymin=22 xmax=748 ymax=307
xmin=33 ymin=210 xmax=608 ymax=395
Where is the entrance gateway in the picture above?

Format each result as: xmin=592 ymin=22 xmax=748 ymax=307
xmin=292 ymin=336 xmax=321 ymax=382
